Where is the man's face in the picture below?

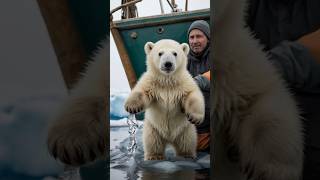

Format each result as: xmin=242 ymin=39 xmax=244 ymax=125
xmin=188 ymin=29 xmax=208 ymax=54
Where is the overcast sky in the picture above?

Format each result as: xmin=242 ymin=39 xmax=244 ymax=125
xmin=110 ymin=0 xmax=210 ymax=93
xmin=0 ymin=0 xmax=67 ymax=104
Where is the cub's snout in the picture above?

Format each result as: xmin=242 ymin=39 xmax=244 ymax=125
xmin=159 ymin=52 xmax=177 ymax=74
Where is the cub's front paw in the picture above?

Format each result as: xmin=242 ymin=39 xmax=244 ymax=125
xmin=48 ymin=97 xmax=107 ymax=166
xmin=124 ymin=92 xmax=146 ymax=114
xmin=186 ymin=112 xmax=204 ymax=125
xmin=184 ymin=97 xmax=204 ymax=125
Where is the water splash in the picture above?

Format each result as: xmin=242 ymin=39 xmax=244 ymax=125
xmin=127 ymin=114 xmax=139 ymax=156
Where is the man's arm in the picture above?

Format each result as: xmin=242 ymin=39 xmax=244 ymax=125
xmin=194 ymin=71 xmax=210 ymax=91
xmin=268 ymin=39 xmax=320 ymax=92
xmin=297 ymin=29 xmax=320 ymax=64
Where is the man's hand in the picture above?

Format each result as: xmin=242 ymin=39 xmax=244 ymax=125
xmin=194 ymin=72 xmax=210 ymax=91
xmin=297 ymin=28 xmax=320 ymax=63
xmin=202 ymin=71 xmax=210 ymax=80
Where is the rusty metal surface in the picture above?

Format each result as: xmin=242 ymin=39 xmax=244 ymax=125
xmin=111 ymin=22 xmax=137 ymax=89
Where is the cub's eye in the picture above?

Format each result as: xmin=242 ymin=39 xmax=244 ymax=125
xmin=158 ymin=52 xmax=163 ymax=56
xmin=172 ymin=52 xmax=177 ymax=57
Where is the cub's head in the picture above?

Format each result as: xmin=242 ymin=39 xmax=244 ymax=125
xmin=144 ymin=39 xmax=189 ymax=75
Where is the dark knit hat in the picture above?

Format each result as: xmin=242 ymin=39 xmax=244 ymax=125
xmin=187 ymin=20 xmax=210 ymax=39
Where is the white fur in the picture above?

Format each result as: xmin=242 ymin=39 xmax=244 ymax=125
xmin=47 ymin=39 xmax=108 ymax=166
xmin=125 ymin=39 xmax=205 ymax=160
xmin=213 ymin=0 xmax=304 ymax=179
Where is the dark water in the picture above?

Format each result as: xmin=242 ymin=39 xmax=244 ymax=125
xmin=111 ymin=168 xmax=210 ymax=180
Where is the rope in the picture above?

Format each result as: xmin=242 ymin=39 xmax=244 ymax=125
xmin=110 ymin=0 xmax=142 ymax=19
xmin=159 ymin=0 xmax=165 ymax=14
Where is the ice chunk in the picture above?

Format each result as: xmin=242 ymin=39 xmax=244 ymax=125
xmin=110 ymin=92 xmax=129 ymax=119
xmin=110 ymin=124 xmax=211 ymax=179
xmin=0 ymin=94 xmax=64 ymax=176
xmin=197 ymin=154 xmax=210 ymax=169
xmin=175 ymin=160 xmax=202 ymax=169
xmin=144 ymin=161 xmax=181 ymax=173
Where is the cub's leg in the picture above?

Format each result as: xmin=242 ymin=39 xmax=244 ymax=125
xmin=182 ymin=91 xmax=205 ymax=125
xmin=47 ymin=42 xmax=108 ymax=166
xmin=173 ymin=124 xmax=197 ymax=159
xmin=47 ymin=97 xmax=106 ymax=165
xmin=143 ymin=120 xmax=166 ymax=160
xmin=237 ymin=92 xmax=303 ymax=180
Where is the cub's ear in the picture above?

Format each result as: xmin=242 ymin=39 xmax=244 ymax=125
xmin=181 ymin=43 xmax=190 ymax=55
xmin=144 ymin=42 xmax=154 ymax=55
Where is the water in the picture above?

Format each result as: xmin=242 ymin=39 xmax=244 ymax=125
xmin=110 ymin=126 xmax=210 ymax=180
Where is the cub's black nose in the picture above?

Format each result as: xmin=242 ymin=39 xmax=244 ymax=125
xmin=164 ymin=62 xmax=172 ymax=68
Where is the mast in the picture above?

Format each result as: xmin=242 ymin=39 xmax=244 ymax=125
xmin=36 ymin=0 xmax=87 ymax=90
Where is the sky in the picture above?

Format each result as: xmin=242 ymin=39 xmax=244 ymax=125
xmin=0 ymin=0 xmax=67 ymax=103
xmin=110 ymin=0 xmax=210 ymax=93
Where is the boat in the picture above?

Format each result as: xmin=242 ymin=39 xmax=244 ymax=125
xmin=111 ymin=1 xmax=209 ymax=88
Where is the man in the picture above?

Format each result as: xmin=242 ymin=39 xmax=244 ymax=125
xmin=246 ymin=0 xmax=320 ymax=179
xmin=187 ymin=20 xmax=211 ymax=152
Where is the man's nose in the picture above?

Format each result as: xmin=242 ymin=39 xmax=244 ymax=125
xmin=192 ymin=38 xmax=199 ymax=44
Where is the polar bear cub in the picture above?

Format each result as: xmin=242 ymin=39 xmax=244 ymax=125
xmin=124 ymin=39 xmax=205 ymax=160
xmin=212 ymin=0 xmax=304 ymax=179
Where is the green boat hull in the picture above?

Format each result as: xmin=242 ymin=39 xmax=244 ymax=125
xmin=112 ymin=9 xmax=210 ymax=86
